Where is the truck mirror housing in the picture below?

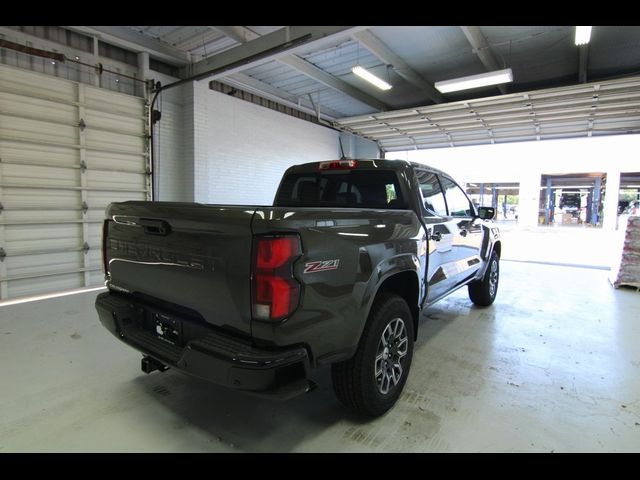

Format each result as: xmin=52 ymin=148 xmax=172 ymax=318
xmin=477 ymin=206 xmax=496 ymax=220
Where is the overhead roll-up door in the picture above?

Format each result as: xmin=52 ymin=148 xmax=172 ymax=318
xmin=0 ymin=63 xmax=150 ymax=300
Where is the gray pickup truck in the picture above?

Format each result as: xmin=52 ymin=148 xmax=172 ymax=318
xmin=95 ymin=159 xmax=501 ymax=416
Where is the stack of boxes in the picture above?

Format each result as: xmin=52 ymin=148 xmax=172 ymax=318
xmin=610 ymin=216 xmax=640 ymax=289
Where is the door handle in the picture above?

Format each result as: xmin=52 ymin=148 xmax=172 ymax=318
xmin=460 ymin=228 xmax=468 ymax=237
xmin=431 ymin=231 xmax=442 ymax=241
xmin=139 ymin=218 xmax=171 ymax=236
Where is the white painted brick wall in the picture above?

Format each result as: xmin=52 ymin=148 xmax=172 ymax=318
xmin=339 ymin=131 xmax=381 ymax=159
xmin=191 ymin=82 xmax=340 ymax=205
xmin=152 ymin=80 xmax=379 ymax=205
xmin=153 ymin=73 xmax=193 ymax=202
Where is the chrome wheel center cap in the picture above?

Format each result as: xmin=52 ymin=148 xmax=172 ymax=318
xmin=383 ymin=347 xmax=390 ymax=360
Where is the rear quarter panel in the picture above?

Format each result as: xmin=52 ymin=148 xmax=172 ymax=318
xmin=251 ymin=207 xmax=426 ymax=366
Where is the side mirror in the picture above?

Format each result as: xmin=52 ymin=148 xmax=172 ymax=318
xmin=477 ymin=206 xmax=496 ymax=220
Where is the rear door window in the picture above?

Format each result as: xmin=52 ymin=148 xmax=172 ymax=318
xmin=415 ymin=170 xmax=447 ymax=217
xmin=276 ymin=170 xmax=407 ymax=209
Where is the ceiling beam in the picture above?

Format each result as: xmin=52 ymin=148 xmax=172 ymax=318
xmin=459 ymin=26 xmax=508 ymax=95
xmin=190 ymin=26 xmax=386 ymax=113
xmin=278 ymin=55 xmax=391 ymax=111
xmin=64 ymin=26 xmax=191 ymax=65
xmin=172 ymin=28 xmax=221 ymax=52
xmin=207 ymin=27 xmax=334 ymax=117
xmin=225 ymin=72 xmax=341 ymax=120
xmin=183 ymin=26 xmax=368 ymax=81
xmin=352 ymin=30 xmax=444 ymax=104
xmin=208 ymin=26 xmax=260 ymax=44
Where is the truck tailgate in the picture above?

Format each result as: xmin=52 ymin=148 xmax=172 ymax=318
xmin=105 ymin=201 xmax=255 ymax=336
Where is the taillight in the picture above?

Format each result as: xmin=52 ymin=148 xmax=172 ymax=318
xmin=318 ymin=160 xmax=356 ymax=170
xmin=252 ymin=235 xmax=302 ymax=321
xmin=102 ymin=219 xmax=110 ymax=274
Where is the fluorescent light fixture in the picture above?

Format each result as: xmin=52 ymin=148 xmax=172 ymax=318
xmin=575 ymin=26 xmax=592 ymax=46
xmin=435 ymin=68 xmax=513 ymax=93
xmin=352 ymin=66 xmax=392 ymax=91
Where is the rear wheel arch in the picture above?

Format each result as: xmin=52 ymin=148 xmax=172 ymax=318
xmin=369 ymin=270 xmax=420 ymax=341
xmin=492 ymin=240 xmax=502 ymax=259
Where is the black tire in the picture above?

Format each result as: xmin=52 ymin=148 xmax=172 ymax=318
xmin=468 ymin=251 xmax=500 ymax=306
xmin=331 ymin=292 xmax=414 ymax=417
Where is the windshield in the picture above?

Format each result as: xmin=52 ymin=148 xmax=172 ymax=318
xmin=275 ymin=170 xmax=407 ymax=209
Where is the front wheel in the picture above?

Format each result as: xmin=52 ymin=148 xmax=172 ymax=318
xmin=468 ymin=251 xmax=499 ymax=306
xmin=331 ymin=293 xmax=414 ymax=417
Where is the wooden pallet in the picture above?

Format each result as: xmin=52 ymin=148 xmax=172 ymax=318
xmin=610 ymin=216 xmax=640 ymax=290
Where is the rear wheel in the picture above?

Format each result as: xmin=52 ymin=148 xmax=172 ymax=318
xmin=331 ymin=293 xmax=414 ymax=417
xmin=468 ymin=251 xmax=499 ymax=306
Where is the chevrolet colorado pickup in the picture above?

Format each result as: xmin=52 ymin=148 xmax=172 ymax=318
xmin=95 ymin=159 xmax=501 ymax=416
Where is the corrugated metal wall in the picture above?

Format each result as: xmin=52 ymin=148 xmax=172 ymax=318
xmin=0 ymin=64 xmax=150 ymax=299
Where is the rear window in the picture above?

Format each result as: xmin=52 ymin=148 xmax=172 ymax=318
xmin=275 ymin=170 xmax=407 ymax=209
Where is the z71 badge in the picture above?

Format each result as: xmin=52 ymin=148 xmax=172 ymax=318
xmin=304 ymin=259 xmax=340 ymax=274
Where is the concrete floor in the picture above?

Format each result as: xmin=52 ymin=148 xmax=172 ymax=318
xmin=1 ymin=261 xmax=640 ymax=452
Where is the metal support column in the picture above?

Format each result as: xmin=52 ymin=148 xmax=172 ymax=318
xmin=479 ymin=183 xmax=485 ymax=207
xmin=78 ymin=83 xmax=92 ymax=287
xmin=491 ymin=185 xmax=498 ymax=209
xmin=138 ymin=52 xmax=152 ymax=202
xmin=603 ymin=171 xmax=621 ymax=230
xmin=519 ymin=173 xmax=542 ymax=228
xmin=0 ymin=181 xmax=7 ymax=299
xmin=502 ymin=194 xmax=508 ymax=219
xmin=92 ymin=36 xmax=100 ymax=87
xmin=137 ymin=52 xmax=150 ymax=98
xmin=591 ymin=177 xmax=602 ymax=225
xmin=544 ymin=178 xmax=552 ymax=225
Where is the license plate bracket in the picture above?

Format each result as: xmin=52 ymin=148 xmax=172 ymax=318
xmin=152 ymin=312 xmax=182 ymax=346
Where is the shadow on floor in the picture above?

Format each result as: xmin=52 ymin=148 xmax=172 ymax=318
xmin=121 ymin=302 xmax=464 ymax=452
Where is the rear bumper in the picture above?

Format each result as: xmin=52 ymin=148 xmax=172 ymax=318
xmin=95 ymin=292 xmax=313 ymax=400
